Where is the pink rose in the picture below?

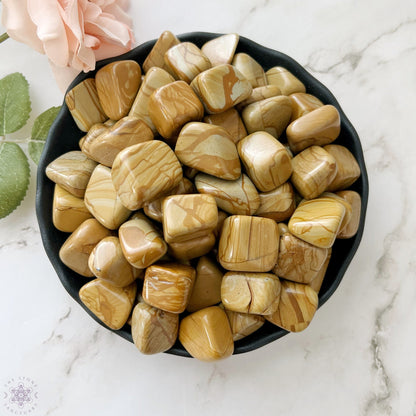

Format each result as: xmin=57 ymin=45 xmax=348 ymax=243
xmin=2 ymin=0 xmax=135 ymax=91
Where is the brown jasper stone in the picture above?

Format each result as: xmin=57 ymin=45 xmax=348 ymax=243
xmin=204 ymin=108 xmax=247 ymax=144
xmin=84 ymin=165 xmax=131 ymax=230
xmin=79 ymin=123 xmax=108 ymax=150
xmin=95 ymin=60 xmax=141 ymax=120
xmin=79 ymin=279 xmax=137 ymax=330
xmin=224 ymin=308 xmax=265 ymax=341
xmin=88 ymin=236 xmax=140 ymax=287
xmin=142 ymin=263 xmax=196 ymax=313
xmin=232 ymin=53 xmax=267 ymax=87
xmin=119 ymin=212 xmax=167 ymax=268
xmin=324 ymin=144 xmax=361 ymax=191
xmin=52 ymin=185 xmax=92 ymax=233
xmin=142 ymin=31 xmax=180 ymax=76
xmin=289 ymin=92 xmax=324 ymax=122
xmin=168 ymin=232 xmax=216 ymax=261
xmin=219 ymin=215 xmax=279 ymax=272
xmin=131 ymin=302 xmax=179 ymax=354
xmin=111 ymin=140 xmax=183 ymax=210
xmin=273 ymin=232 xmax=328 ymax=284
xmin=59 ymin=219 xmax=112 ymax=277
xmin=242 ymin=96 xmax=292 ymax=139
xmin=214 ymin=210 xmax=228 ymax=238
xmin=175 ymin=122 xmax=241 ymax=180
xmin=266 ymin=66 xmax=306 ymax=95
xmin=162 ymin=194 xmax=218 ymax=243
xmin=255 ymin=182 xmax=296 ymax=222
xmin=321 ymin=192 xmax=353 ymax=235
xmin=236 ymin=85 xmax=282 ymax=111
xmin=278 ymin=222 xmax=289 ymax=235
xmin=179 ymin=306 xmax=234 ymax=361
xmin=291 ymin=145 xmax=338 ymax=200
xmin=201 ymin=33 xmax=239 ymax=66
xmin=65 ymin=78 xmax=107 ymax=132
xmin=221 ymin=272 xmax=281 ymax=315
xmin=128 ymin=67 xmax=175 ymax=133
xmin=237 ymin=131 xmax=292 ymax=192
xmin=336 ymin=191 xmax=361 ymax=239
xmin=195 ymin=173 xmax=260 ymax=215
xmin=287 ymin=105 xmax=341 ymax=153
xmin=309 ymin=248 xmax=332 ymax=293
xmin=289 ymin=196 xmax=346 ymax=248
xmin=81 ymin=117 xmax=154 ymax=167
xmin=191 ymin=64 xmax=252 ymax=114
xmin=46 ymin=151 xmax=97 ymax=198
xmin=164 ymin=42 xmax=211 ymax=83
xmin=266 ymin=281 xmax=318 ymax=332
xmin=148 ymin=81 xmax=204 ymax=139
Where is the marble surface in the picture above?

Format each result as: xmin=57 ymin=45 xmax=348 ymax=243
xmin=0 ymin=1 xmax=415 ymax=414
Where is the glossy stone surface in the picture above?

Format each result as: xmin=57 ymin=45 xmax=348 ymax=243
xmin=84 ymin=165 xmax=131 ymax=230
xmin=255 ymin=182 xmax=295 ymax=221
xmin=65 ymin=78 xmax=107 ymax=132
xmin=322 ymin=192 xmax=353 ymax=235
xmin=142 ymin=263 xmax=196 ymax=313
xmin=266 ymin=66 xmax=306 ymax=95
xmin=79 ymin=123 xmax=108 ymax=149
xmin=221 ymin=272 xmax=281 ymax=315
xmin=46 ymin=151 xmax=97 ymax=198
xmin=131 ymin=302 xmax=179 ymax=354
xmin=52 ymin=185 xmax=92 ymax=233
xmin=111 ymin=140 xmax=183 ymax=210
xmin=203 ymin=108 xmax=247 ymax=143
xmin=218 ymin=215 xmax=279 ymax=272
xmin=266 ymin=280 xmax=318 ymax=332
xmin=214 ymin=210 xmax=228 ymax=238
xmin=336 ymin=190 xmax=362 ymax=239
xmin=287 ymin=105 xmax=341 ymax=153
xmin=168 ymin=232 xmax=216 ymax=261
xmin=195 ymin=173 xmax=260 ymax=215
xmin=232 ymin=52 xmax=267 ymax=87
xmin=179 ymin=306 xmax=233 ymax=361
xmin=237 ymin=131 xmax=292 ymax=192
xmin=191 ymin=64 xmax=252 ymax=114
xmin=236 ymin=85 xmax=281 ymax=110
xmin=289 ymin=92 xmax=323 ymax=122
xmin=242 ymin=95 xmax=292 ymax=139
xmin=95 ymin=60 xmax=141 ymax=120
xmin=148 ymin=81 xmax=204 ymax=139
xmin=224 ymin=309 xmax=265 ymax=341
xmin=175 ymin=122 xmax=241 ymax=180
xmin=289 ymin=196 xmax=346 ymax=248
xmin=291 ymin=145 xmax=338 ymax=200
xmin=79 ymin=279 xmax=136 ymax=330
xmin=201 ymin=33 xmax=239 ymax=66
xmin=164 ymin=42 xmax=211 ymax=83
xmin=309 ymin=248 xmax=332 ymax=293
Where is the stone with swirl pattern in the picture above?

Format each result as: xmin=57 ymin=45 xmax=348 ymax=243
xmin=236 ymin=85 xmax=282 ymax=111
xmin=289 ymin=92 xmax=323 ymax=122
xmin=167 ymin=232 xmax=216 ymax=261
xmin=232 ymin=52 xmax=267 ymax=88
xmin=203 ymin=108 xmax=247 ymax=143
xmin=308 ymin=248 xmax=332 ymax=293
xmin=336 ymin=190 xmax=361 ymax=239
xmin=266 ymin=66 xmax=306 ymax=96
xmin=201 ymin=33 xmax=239 ymax=66
xmin=224 ymin=308 xmax=265 ymax=341
xmin=322 ymin=192 xmax=353 ymax=235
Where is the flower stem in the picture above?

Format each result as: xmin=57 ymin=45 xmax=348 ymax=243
xmin=0 ymin=32 xmax=10 ymax=43
xmin=0 ymin=138 xmax=38 ymax=144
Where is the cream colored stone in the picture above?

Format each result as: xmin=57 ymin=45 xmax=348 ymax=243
xmin=203 ymin=108 xmax=247 ymax=143
xmin=168 ymin=232 xmax=216 ymax=261
xmin=289 ymin=92 xmax=323 ymax=122
xmin=224 ymin=309 xmax=265 ymax=341
xmin=266 ymin=66 xmax=306 ymax=95
xmin=232 ymin=52 xmax=267 ymax=87
xmin=201 ymin=34 xmax=239 ymax=66
xmin=336 ymin=190 xmax=361 ymax=239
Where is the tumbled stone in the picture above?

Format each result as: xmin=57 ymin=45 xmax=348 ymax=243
xmin=336 ymin=190 xmax=361 ymax=239
xmin=309 ymin=248 xmax=332 ymax=293
xmin=278 ymin=222 xmax=289 ymax=235
xmin=266 ymin=66 xmax=306 ymax=95
xmin=236 ymin=85 xmax=281 ymax=110
xmin=201 ymin=33 xmax=239 ymax=66
xmin=203 ymin=108 xmax=247 ymax=143
xmin=214 ymin=210 xmax=228 ymax=238
xmin=224 ymin=308 xmax=265 ymax=341
xmin=232 ymin=52 xmax=267 ymax=87
xmin=79 ymin=122 xmax=108 ymax=149
xmin=321 ymin=192 xmax=353 ymax=235
xmin=289 ymin=92 xmax=323 ymax=122
xmin=168 ymin=232 xmax=216 ymax=261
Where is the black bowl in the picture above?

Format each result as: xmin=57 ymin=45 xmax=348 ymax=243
xmin=36 ymin=32 xmax=369 ymax=357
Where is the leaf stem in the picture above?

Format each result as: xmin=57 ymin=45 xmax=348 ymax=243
xmin=0 ymin=138 xmax=40 ymax=144
xmin=0 ymin=32 xmax=9 ymax=43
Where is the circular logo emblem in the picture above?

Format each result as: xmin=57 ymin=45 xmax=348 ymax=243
xmin=3 ymin=377 xmax=38 ymax=415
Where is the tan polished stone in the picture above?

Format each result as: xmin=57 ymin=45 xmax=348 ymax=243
xmin=203 ymin=108 xmax=247 ymax=144
xmin=289 ymin=92 xmax=324 ymax=122
xmin=289 ymin=196 xmax=346 ymax=248
xmin=219 ymin=215 xmax=279 ymax=272
xmin=242 ymin=96 xmax=292 ymax=139
xmin=214 ymin=210 xmax=228 ymax=238
xmin=119 ymin=212 xmax=167 ymax=268
xmin=84 ymin=164 xmax=131 ymax=230
xmin=183 ymin=166 xmax=199 ymax=180
xmin=142 ymin=263 xmax=196 ymax=313
xmin=236 ymin=85 xmax=282 ymax=111
xmin=287 ymin=105 xmax=341 ymax=153
xmin=224 ymin=308 xmax=265 ymax=341
xmin=131 ymin=301 xmax=179 ymax=354
xmin=82 ymin=117 xmax=153 ymax=167
xmin=191 ymin=64 xmax=252 ymax=114
xmin=321 ymin=192 xmax=353 ymax=235
xmin=201 ymin=34 xmax=239 ymax=66
xmin=46 ymin=151 xmax=98 ymax=198
xmin=168 ymin=232 xmax=216 ymax=261
xmin=195 ymin=173 xmax=260 ymax=215
xmin=221 ymin=272 xmax=281 ymax=315
xmin=79 ymin=122 xmax=108 ymax=149
xmin=291 ymin=146 xmax=338 ymax=200
xmin=179 ymin=306 xmax=234 ymax=361
xmin=175 ymin=122 xmax=241 ymax=180
xmin=79 ymin=278 xmax=136 ymax=330
xmin=266 ymin=280 xmax=318 ymax=332
xmin=65 ymin=78 xmax=107 ymax=132
xmin=164 ymin=42 xmax=211 ymax=83
xmin=266 ymin=66 xmax=306 ymax=95
xmin=148 ymin=81 xmax=204 ymax=139
xmin=52 ymin=185 xmax=92 ymax=233
xmin=112 ymin=140 xmax=183 ymax=210
xmin=336 ymin=191 xmax=362 ymax=239
xmin=237 ymin=131 xmax=292 ymax=192
xmin=96 ymin=60 xmax=142 ymax=120
xmin=278 ymin=222 xmax=289 ymax=235
xmin=232 ymin=53 xmax=267 ymax=87
xmin=255 ymin=182 xmax=295 ymax=222
xmin=309 ymin=248 xmax=332 ymax=293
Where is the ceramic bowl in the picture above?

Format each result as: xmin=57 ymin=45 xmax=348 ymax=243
xmin=36 ymin=32 xmax=369 ymax=357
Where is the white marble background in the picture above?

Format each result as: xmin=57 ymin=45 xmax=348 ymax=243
xmin=0 ymin=1 xmax=415 ymax=415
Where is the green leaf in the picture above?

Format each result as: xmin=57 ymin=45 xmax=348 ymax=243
xmin=0 ymin=72 xmax=31 ymax=135
xmin=29 ymin=106 xmax=61 ymax=164
xmin=0 ymin=142 xmax=30 ymax=219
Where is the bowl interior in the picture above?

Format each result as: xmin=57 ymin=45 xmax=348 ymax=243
xmin=36 ymin=32 xmax=369 ymax=357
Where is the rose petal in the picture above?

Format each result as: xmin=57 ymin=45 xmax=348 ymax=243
xmin=49 ymin=59 xmax=80 ymax=92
